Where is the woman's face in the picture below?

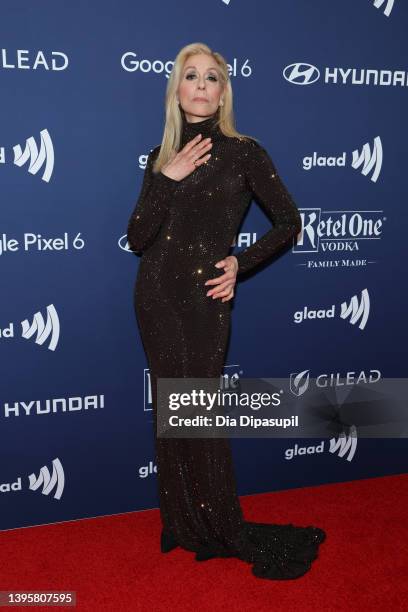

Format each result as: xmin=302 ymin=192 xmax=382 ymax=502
xmin=178 ymin=54 xmax=225 ymax=123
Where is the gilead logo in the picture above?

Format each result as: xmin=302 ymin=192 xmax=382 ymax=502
xmin=289 ymin=369 xmax=381 ymax=396
xmin=0 ymin=49 xmax=68 ymax=70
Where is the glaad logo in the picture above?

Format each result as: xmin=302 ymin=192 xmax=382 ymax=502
xmin=352 ymin=136 xmax=383 ymax=182
xmin=340 ymin=288 xmax=370 ymax=330
xmin=285 ymin=426 xmax=357 ymax=462
xmin=0 ymin=304 xmax=60 ymax=350
xmin=22 ymin=304 xmax=60 ymax=350
xmin=294 ymin=208 xmax=385 ymax=256
xmin=283 ymin=62 xmax=407 ymax=87
xmin=293 ymin=288 xmax=370 ymax=330
xmin=0 ymin=458 xmax=65 ymax=500
xmin=289 ymin=369 xmax=381 ymax=397
xmin=373 ymin=0 xmax=395 ymax=17
xmin=139 ymin=461 xmax=157 ymax=478
xmin=12 ymin=128 xmax=54 ymax=182
xmin=29 ymin=458 xmax=65 ymax=499
xmin=303 ymin=136 xmax=383 ymax=183
xmin=329 ymin=426 xmax=358 ymax=461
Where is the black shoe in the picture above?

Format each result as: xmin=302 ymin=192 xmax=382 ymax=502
xmin=160 ymin=529 xmax=179 ymax=553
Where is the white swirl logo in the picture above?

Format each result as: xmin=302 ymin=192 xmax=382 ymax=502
xmin=373 ymin=0 xmax=395 ymax=17
xmin=352 ymin=136 xmax=383 ymax=183
xmin=21 ymin=304 xmax=60 ymax=351
xmin=340 ymin=289 xmax=370 ymax=331
xmin=29 ymin=458 xmax=65 ymax=500
xmin=13 ymin=128 xmax=54 ymax=182
xmin=329 ymin=426 xmax=357 ymax=461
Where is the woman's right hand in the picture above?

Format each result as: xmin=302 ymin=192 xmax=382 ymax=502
xmin=160 ymin=134 xmax=213 ymax=182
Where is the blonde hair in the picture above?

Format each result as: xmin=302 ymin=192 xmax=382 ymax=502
xmin=152 ymin=42 xmax=257 ymax=174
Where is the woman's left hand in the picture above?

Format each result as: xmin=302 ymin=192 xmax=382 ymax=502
xmin=204 ymin=256 xmax=238 ymax=303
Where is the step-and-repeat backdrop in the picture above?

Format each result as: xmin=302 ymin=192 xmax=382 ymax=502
xmin=1 ymin=0 xmax=407 ymax=531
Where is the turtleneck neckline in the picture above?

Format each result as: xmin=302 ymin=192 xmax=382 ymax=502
xmin=180 ymin=110 xmax=221 ymax=144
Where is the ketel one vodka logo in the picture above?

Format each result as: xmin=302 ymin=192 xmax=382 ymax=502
xmin=294 ymin=209 xmax=385 ymax=254
xmin=293 ymin=288 xmax=370 ymax=330
xmin=143 ymin=364 xmax=242 ymax=412
xmin=303 ymin=136 xmax=383 ymax=183
xmin=10 ymin=128 xmax=55 ymax=182
xmin=0 ymin=458 xmax=65 ymax=500
xmin=373 ymin=0 xmax=395 ymax=17
xmin=0 ymin=304 xmax=60 ymax=350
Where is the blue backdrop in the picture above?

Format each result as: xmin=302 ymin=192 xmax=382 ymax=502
xmin=1 ymin=0 xmax=407 ymax=531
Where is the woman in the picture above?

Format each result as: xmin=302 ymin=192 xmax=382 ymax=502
xmin=127 ymin=42 xmax=326 ymax=580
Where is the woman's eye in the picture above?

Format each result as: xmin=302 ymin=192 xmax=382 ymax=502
xmin=185 ymin=73 xmax=218 ymax=81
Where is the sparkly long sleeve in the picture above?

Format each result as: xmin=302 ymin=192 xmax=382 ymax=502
xmin=234 ymin=141 xmax=302 ymax=275
xmin=127 ymin=148 xmax=179 ymax=253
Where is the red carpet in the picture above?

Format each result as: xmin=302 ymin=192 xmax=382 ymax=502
xmin=1 ymin=474 xmax=407 ymax=611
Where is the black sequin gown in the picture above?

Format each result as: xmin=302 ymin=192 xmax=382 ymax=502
xmin=127 ymin=110 xmax=326 ymax=580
